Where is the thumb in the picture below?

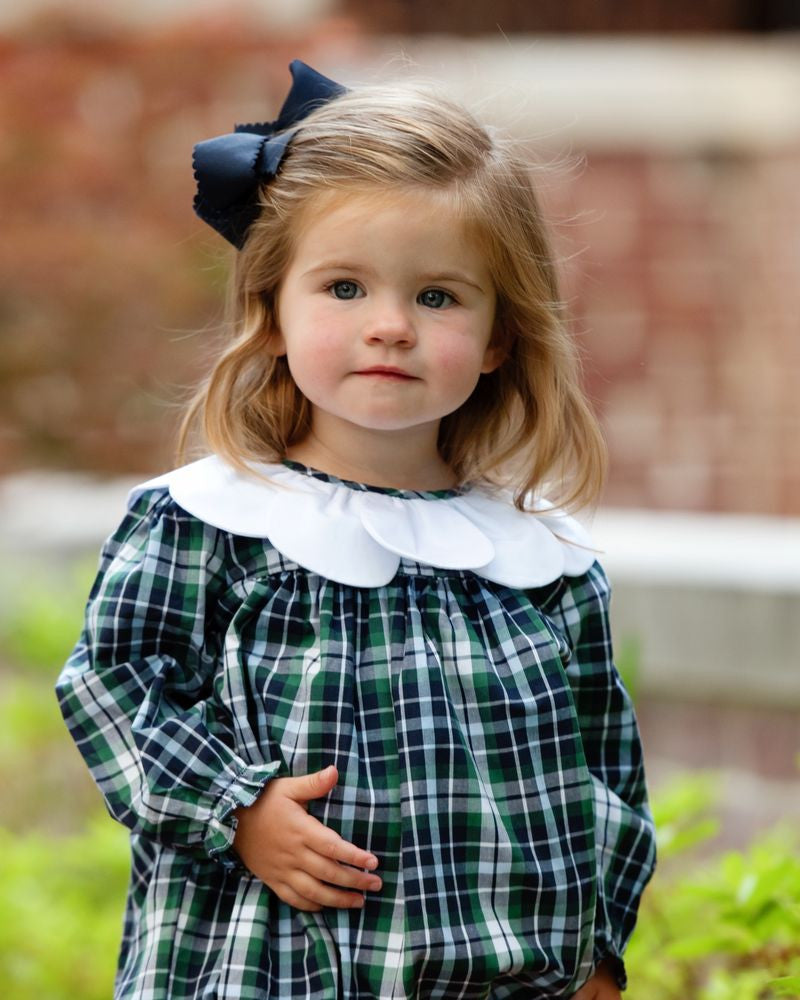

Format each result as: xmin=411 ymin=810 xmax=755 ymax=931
xmin=285 ymin=765 xmax=338 ymax=802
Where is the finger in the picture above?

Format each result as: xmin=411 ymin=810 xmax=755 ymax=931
xmin=283 ymin=765 xmax=339 ymax=803
xmin=307 ymin=823 xmax=379 ymax=871
xmin=290 ymin=871 xmax=366 ymax=909
xmin=274 ymin=882 xmax=323 ymax=913
xmin=302 ymin=851 xmax=383 ymax=893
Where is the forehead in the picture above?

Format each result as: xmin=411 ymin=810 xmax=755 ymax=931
xmin=291 ymin=186 xmax=488 ymax=264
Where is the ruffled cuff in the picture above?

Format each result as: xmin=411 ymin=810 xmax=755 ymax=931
xmin=204 ymin=760 xmax=282 ymax=869
xmin=594 ymin=945 xmax=627 ymax=991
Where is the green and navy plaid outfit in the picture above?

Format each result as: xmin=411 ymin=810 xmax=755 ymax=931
xmin=57 ymin=463 xmax=656 ymax=999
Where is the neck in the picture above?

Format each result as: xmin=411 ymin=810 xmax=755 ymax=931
xmin=285 ymin=421 xmax=456 ymax=491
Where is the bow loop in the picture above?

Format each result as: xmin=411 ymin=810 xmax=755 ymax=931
xmin=259 ymin=129 xmax=297 ymax=178
xmin=192 ymin=59 xmax=346 ymax=249
xmin=272 ymin=59 xmax=346 ymax=131
xmin=192 ymin=132 xmax=267 ymax=210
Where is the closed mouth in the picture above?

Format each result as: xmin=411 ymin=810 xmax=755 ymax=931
xmin=355 ymin=367 xmax=418 ymax=380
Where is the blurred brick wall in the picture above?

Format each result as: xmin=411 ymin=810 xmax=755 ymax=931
xmin=341 ymin=0 xmax=800 ymax=33
xmin=0 ymin=10 xmax=367 ymax=478
xmin=358 ymin=36 xmax=800 ymax=516
xmin=547 ymin=149 xmax=800 ymax=514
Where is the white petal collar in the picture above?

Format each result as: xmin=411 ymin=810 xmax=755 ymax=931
xmin=130 ymin=455 xmax=599 ymax=588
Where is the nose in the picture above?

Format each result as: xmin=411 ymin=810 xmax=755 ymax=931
xmin=362 ymin=296 xmax=416 ymax=348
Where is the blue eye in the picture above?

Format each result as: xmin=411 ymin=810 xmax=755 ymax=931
xmin=419 ymin=288 xmax=454 ymax=309
xmin=329 ymin=281 xmax=361 ymax=300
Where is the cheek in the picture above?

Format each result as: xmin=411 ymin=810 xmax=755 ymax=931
xmin=430 ymin=335 xmax=490 ymax=382
xmin=307 ymin=302 xmax=352 ymax=345
xmin=284 ymin=305 xmax=348 ymax=359
xmin=307 ymin=329 xmax=347 ymax=368
xmin=285 ymin=329 xmax=345 ymax=393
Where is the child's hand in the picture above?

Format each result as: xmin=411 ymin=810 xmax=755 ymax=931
xmin=232 ymin=764 xmax=382 ymax=911
xmin=570 ymin=960 xmax=622 ymax=1000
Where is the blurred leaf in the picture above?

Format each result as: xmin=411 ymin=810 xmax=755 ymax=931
xmin=626 ymin=774 xmax=800 ymax=999
xmin=614 ymin=633 xmax=641 ymax=702
xmin=0 ymin=816 xmax=129 ymax=1000
xmin=0 ymin=558 xmax=95 ymax=674
xmin=651 ymin=772 xmax=720 ymax=861
xmin=769 ymin=976 xmax=800 ymax=996
xmin=0 ymin=676 xmax=65 ymax=758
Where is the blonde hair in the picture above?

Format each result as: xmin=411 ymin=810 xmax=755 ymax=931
xmin=178 ymin=81 xmax=607 ymax=511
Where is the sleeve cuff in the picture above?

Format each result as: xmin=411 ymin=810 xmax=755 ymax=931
xmin=204 ymin=760 xmax=282 ymax=869
xmin=595 ymin=948 xmax=627 ymax=991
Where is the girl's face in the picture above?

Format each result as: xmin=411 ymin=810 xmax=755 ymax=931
xmin=272 ymin=188 xmax=503 ymax=452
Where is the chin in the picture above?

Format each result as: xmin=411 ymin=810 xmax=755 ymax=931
xmin=341 ymin=409 xmax=429 ymax=431
xmin=354 ymin=420 xmax=428 ymax=433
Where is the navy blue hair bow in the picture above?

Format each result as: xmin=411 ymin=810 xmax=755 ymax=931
xmin=192 ymin=60 xmax=347 ymax=249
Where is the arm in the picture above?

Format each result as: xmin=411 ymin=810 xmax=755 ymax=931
xmin=57 ymin=487 xmax=383 ymax=903
xmin=55 ymin=488 xmax=279 ymax=866
xmin=541 ymin=561 xmax=657 ymax=989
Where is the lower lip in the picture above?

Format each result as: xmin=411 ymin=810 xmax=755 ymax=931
xmin=356 ymin=371 xmax=417 ymax=381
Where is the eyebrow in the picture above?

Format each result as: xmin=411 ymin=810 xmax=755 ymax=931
xmin=302 ymin=261 xmax=488 ymax=293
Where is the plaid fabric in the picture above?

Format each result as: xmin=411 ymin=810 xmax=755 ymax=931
xmin=56 ymin=470 xmax=655 ymax=1000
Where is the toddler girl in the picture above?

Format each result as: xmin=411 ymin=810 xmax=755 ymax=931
xmin=57 ymin=60 xmax=656 ymax=1000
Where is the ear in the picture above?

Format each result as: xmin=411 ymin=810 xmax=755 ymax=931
xmin=480 ymin=318 xmax=510 ymax=374
xmin=263 ymin=324 xmax=287 ymax=357
xmin=259 ymin=291 xmax=288 ymax=356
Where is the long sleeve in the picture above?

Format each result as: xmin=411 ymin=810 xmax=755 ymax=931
xmin=55 ymin=487 xmax=280 ymax=866
xmin=538 ymin=560 xmax=657 ymax=988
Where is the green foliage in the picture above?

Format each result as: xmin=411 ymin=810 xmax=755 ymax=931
xmin=0 ymin=676 xmax=65 ymax=758
xmin=626 ymin=776 xmax=800 ymax=1000
xmin=0 ymin=816 xmax=129 ymax=999
xmin=0 ymin=558 xmax=108 ymax=833
xmin=614 ymin=634 xmax=642 ymax=703
xmin=648 ymin=771 xmax=721 ymax=861
xmin=0 ymin=558 xmax=96 ymax=675
xmin=0 ymin=671 xmax=103 ymax=833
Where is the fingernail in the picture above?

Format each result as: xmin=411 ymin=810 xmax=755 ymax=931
xmin=365 ymin=855 xmax=378 ymax=870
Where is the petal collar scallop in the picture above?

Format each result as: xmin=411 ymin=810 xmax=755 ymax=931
xmin=129 ymin=455 xmax=600 ymax=588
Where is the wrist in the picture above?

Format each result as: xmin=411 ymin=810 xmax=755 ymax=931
xmin=232 ymin=805 xmax=249 ymax=843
